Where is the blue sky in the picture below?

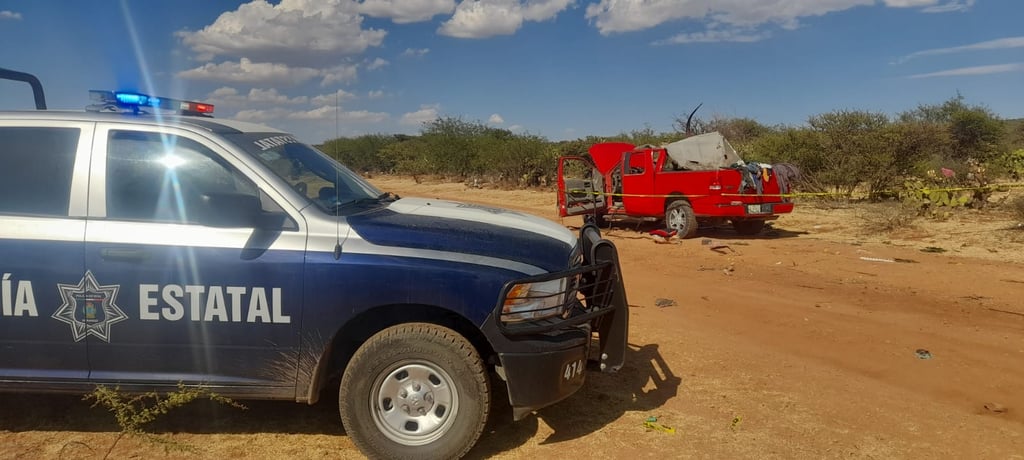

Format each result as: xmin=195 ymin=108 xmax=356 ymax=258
xmin=1 ymin=0 xmax=1021 ymax=143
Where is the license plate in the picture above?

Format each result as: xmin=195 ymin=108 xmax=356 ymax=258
xmin=746 ymin=204 xmax=771 ymax=214
xmin=562 ymin=358 xmax=585 ymax=382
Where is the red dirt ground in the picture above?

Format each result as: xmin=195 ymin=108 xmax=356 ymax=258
xmin=2 ymin=177 xmax=1022 ymax=459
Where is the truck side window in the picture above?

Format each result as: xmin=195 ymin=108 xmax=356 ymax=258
xmin=625 ymin=152 xmax=645 ymax=175
xmin=0 ymin=127 xmax=79 ymax=217
xmin=106 ymin=131 xmax=259 ymax=226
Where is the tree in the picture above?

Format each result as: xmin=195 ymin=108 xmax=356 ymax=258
xmin=900 ymin=94 xmax=1005 ymax=163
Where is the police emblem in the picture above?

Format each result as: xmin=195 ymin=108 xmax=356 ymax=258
xmin=52 ymin=271 xmax=127 ymax=342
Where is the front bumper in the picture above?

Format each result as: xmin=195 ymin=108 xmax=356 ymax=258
xmin=483 ymin=223 xmax=629 ymax=420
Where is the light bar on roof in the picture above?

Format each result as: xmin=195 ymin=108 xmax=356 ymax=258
xmin=87 ymin=90 xmax=214 ymax=115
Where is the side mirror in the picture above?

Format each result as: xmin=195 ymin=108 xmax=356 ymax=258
xmin=200 ymin=192 xmax=290 ymax=229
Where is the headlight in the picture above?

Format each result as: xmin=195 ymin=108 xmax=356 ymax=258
xmin=501 ymin=278 xmax=568 ymax=323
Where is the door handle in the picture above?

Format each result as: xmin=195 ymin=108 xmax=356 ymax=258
xmin=100 ymin=248 xmax=149 ymax=262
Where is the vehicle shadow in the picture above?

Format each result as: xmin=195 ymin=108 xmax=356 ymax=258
xmin=0 ymin=342 xmax=678 ymax=454
xmin=590 ymin=220 xmax=808 ymax=241
xmin=466 ymin=341 xmax=680 ymax=458
xmin=0 ymin=386 xmax=346 ymax=436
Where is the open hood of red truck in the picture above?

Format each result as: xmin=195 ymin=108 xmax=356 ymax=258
xmin=587 ymin=142 xmax=635 ymax=175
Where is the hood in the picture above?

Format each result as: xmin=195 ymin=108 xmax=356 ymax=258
xmin=346 ymin=197 xmax=576 ymax=273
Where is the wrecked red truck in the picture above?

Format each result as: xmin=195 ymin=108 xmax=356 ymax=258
xmin=557 ymin=132 xmax=797 ymax=238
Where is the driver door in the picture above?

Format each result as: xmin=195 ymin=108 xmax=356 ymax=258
xmin=83 ymin=125 xmax=306 ymax=396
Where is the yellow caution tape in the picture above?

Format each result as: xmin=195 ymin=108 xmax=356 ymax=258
xmin=568 ymin=182 xmax=1024 ymax=200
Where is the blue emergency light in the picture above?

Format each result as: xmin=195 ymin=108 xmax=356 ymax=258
xmin=88 ymin=90 xmax=214 ymax=116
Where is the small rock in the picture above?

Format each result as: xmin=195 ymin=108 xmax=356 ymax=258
xmin=983 ymin=402 xmax=1007 ymax=414
xmin=915 ymin=349 xmax=932 ymax=360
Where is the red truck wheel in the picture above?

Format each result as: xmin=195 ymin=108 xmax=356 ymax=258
xmin=665 ymin=201 xmax=698 ymax=238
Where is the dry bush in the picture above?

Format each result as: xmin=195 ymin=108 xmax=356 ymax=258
xmin=858 ymin=201 xmax=919 ymax=233
xmin=1012 ymin=195 xmax=1024 ymax=223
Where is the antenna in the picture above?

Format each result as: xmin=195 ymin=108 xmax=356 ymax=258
xmin=333 ymin=91 xmax=343 ymax=260
xmin=685 ymin=103 xmax=703 ymax=136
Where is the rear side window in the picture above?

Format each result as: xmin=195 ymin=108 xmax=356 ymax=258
xmin=106 ymin=130 xmax=258 ymax=225
xmin=0 ymin=127 xmax=80 ymax=217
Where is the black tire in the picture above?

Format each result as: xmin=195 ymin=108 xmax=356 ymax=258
xmin=732 ymin=219 xmax=766 ymax=235
xmin=665 ymin=200 xmax=698 ymax=238
xmin=339 ymin=323 xmax=489 ymax=460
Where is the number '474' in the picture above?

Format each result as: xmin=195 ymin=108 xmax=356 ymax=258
xmin=564 ymin=359 xmax=584 ymax=381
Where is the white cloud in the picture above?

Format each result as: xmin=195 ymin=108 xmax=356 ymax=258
xmin=584 ymin=0 xmax=974 ymax=36
xmin=368 ymin=90 xmax=387 ymax=99
xmin=907 ymin=63 xmax=1024 ymax=78
xmin=653 ymin=27 xmax=771 ymax=45
xmin=401 ymin=48 xmax=431 ymax=57
xmin=919 ymin=0 xmax=975 ymax=13
xmin=366 ymin=58 xmax=390 ymax=70
xmin=287 ymin=106 xmax=389 ymax=122
xmin=311 ymin=90 xmax=359 ymax=106
xmin=178 ymin=58 xmax=323 ymax=85
xmin=320 ymin=64 xmax=361 ymax=86
xmin=439 ymin=0 xmax=573 ymax=39
xmin=176 ymin=0 xmax=386 ymax=65
xmin=401 ymin=104 xmax=441 ymax=125
xmin=882 ymin=0 xmax=975 ymax=12
xmin=0 ymin=10 xmax=22 ymax=20
xmin=896 ymin=36 xmax=1024 ymax=63
xmin=488 ymin=113 xmax=505 ymax=124
xmin=209 ymin=87 xmax=241 ymax=99
xmin=207 ymin=87 xmax=309 ymax=105
xmin=585 ymin=0 xmax=871 ymax=35
xmin=358 ymin=0 xmax=456 ymax=23
xmin=234 ymin=108 xmax=293 ymax=123
xmin=249 ymin=88 xmax=309 ymax=104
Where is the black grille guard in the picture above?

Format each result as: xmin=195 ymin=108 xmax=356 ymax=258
xmin=494 ymin=223 xmax=629 ymax=373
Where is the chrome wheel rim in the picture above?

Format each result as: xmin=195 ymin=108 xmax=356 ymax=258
xmin=667 ymin=208 xmax=685 ymax=230
xmin=370 ymin=361 xmax=459 ymax=446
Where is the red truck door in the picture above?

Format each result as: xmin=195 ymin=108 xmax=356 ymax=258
xmin=557 ymin=156 xmax=607 ymax=217
xmin=620 ymin=149 xmax=659 ymax=216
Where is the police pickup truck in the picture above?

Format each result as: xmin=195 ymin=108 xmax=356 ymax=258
xmin=0 ymin=68 xmax=628 ymax=459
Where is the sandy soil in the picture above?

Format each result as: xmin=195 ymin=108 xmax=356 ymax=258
xmin=2 ymin=176 xmax=1023 ymax=459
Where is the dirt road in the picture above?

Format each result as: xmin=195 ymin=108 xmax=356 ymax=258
xmin=2 ymin=177 xmax=1022 ymax=459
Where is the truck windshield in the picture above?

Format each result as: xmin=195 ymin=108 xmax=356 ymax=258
xmin=224 ymin=133 xmax=383 ymax=213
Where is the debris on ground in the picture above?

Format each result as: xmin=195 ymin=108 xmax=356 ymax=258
xmin=654 ymin=298 xmax=677 ymax=308
xmin=646 ymin=229 xmax=678 ymax=244
xmin=988 ymin=307 xmax=1024 ymax=318
xmin=650 ymin=229 xmax=678 ymax=238
xmin=702 ymin=239 xmax=734 ymax=253
xmin=643 ymin=416 xmax=676 ymax=434
xmin=983 ymin=402 xmax=1007 ymax=414
xmin=730 ymin=416 xmax=742 ymax=431
xmin=915 ymin=349 xmax=932 ymax=360
xmin=921 ymin=246 xmax=947 ymax=253
xmin=859 ymin=257 xmax=917 ymax=264
xmin=860 ymin=257 xmax=895 ymax=263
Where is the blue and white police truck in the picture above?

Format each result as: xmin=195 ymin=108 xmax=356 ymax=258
xmin=0 ymin=68 xmax=628 ymax=459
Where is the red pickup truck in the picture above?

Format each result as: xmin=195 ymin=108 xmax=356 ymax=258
xmin=557 ymin=132 xmax=795 ymax=238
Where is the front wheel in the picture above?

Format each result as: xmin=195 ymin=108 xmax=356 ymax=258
xmin=339 ymin=323 xmax=490 ymax=460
